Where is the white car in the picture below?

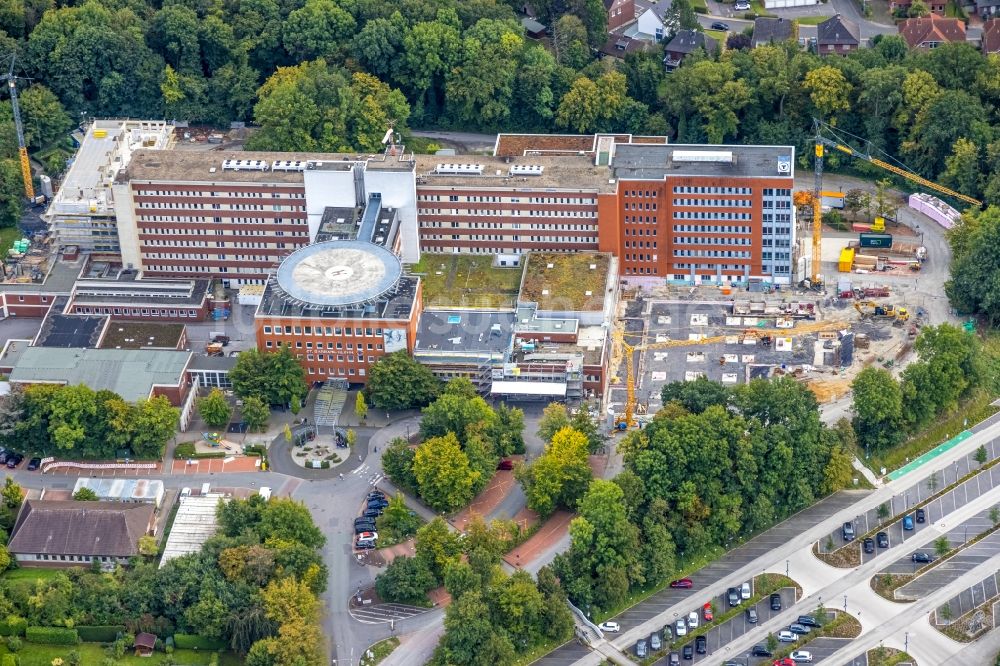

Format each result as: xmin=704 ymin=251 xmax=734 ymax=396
xmin=734 ymin=0 xmax=750 ymax=8
xmin=740 ymin=581 xmax=751 ymax=600
xmin=777 ymin=630 xmax=797 ymax=642
xmin=675 ymin=618 xmax=687 ymax=637
xmin=599 ymin=622 xmax=620 ymax=633
xmin=791 ymin=651 xmax=813 ymax=663
xmin=687 ymin=610 xmax=699 ymax=629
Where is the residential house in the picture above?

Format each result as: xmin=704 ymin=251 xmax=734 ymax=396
xmin=974 ymin=0 xmax=1000 ymax=18
xmin=898 ymin=15 xmax=966 ymax=49
xmin=607 ymin=0 xmax=636 ymax=31
xmin=600 ymin=33 xmax=650 ymax=58
xmin=751 ymin=17 xmax=797 ymax=47
xmin=816 ymin=14 xmax=861 ymax=54
xmin=635 ymin=1 xmax=672 ymax=41
xmin=890 ymin=0 xmax=947 ymax=14
xmin=521 ymin=17 xmax=547 ymax=39
xmin=663 ymin=29 xmax=718 ymax=70
xmin=7 ymin=500 xmax=155 ymax=569
xmin=982 ymin=17 xmax=1000 ymax=52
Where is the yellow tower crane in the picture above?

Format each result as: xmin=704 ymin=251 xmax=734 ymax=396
xmin=2 ymin=54 xmax=34 ymax=201
xmin=612 ymin=318 xmax=851 ymax=430
xmin=810 ymin=119 xmax=980 ymax=287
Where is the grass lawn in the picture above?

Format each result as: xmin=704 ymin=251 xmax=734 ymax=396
xmin=945 ymin=0 xmax=966 ymax=17
xmin=1 ymin=568 xmax=66 ymax=583
xmin=705 ymin=29 xmax=727 ymax=43
xmin=410 ymin=254 xmax=523 ymax=308
xmin=749 ymin=0 xmax=776 ymax=15
xmin=0 ymin=642 xmax=242 ymax=665
xmin=0 ymin=226 xmax=22 ymax=254
xmin=521 ymin=252 xmax=610 ymax=311
xmin=691 ymin=0 xmax=708 ymax=11
xmin=359 ymin=636 xmax=399 ymax=666
xmin=795 ymin=15 xmax=834 ymax=24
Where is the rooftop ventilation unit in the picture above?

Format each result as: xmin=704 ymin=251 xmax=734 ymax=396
xmin=222 ymin=159 xmax=269 ymax=171
xmin=435 ymin=163 xmax=484 ymax=175
xmin=272 ymin=160 xmax=306 ymax=172
xmin=671 ymin=150 xmax=734 ymax=164
xmin=509 ymin=165 xmax=544 ymax=176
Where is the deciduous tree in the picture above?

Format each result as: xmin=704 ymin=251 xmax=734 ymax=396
xmin=412 ymin=433 xmax=479 ymax=512
xmin=366 ymin=351 xmax=441 ymax=411
xmin=198 ymin=388 xmax=233 ymax=428
xmin=516 ymin=427 xmax=592 ymax=516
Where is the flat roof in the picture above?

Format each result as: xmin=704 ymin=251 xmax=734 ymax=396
xmin=493 ymin=133 xmax=668 ymax=157
xmin=9 ymin=347 xmax=191 ymax=401
xmin=1 ymin=257 xmax=82 ymax=293
xmin=612 ymin=143 xmax=796 ymax=180
xmin=73 ymin=478 xmax=164 ymax=503
xmin=35 ymin=313 xmax=107 ymax=348
xmin=72 ymin=277 xmax=209 ymax=307
xmin=415 ymin=310 xmax=515 ymax=357
xmin=121 ymin=149 xmax=415 ymax=184
xmin=491 ymin=381 xmax=567 ymax=396
xmin=160 ymin=494 xmax=225 ymax=567
xmin=99 ymin=322 xmax=185 ymax=350
xmin=188 ymin=355 xmax=238 ymax=372
xmin=275 ymin=240 xmax=403 ymax=307
xmin=520 ymin=252 xmax=612 ymax=312
xmin=413 ymin=154 xmax=617 ymax=192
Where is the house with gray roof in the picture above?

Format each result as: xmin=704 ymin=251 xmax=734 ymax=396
xmin=8 ymin=500 xmax=155 ymax=569
xmin=663 ymin=29 xmax=719 ymax=70
xmin=817 ymin=14 xmax=861 ymax=54
xmin=752 ymin=17 xmax=797 ymax=47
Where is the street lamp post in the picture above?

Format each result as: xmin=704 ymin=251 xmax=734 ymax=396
xmin=843 ymin=594 xmax=847 ymax=612
xmin=904 ymin=631 xmax=909 ymax=653
xmin=786 ymin=559 xmax=789 ymax=579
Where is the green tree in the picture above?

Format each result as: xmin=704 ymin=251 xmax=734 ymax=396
xmin=990 ymin=505 xmax=1000 ymax=526
xmin=282 ymin=0 xmax=356 ymax=61
xmin=346 ymin=429 xmax=357 ymax=449
xmin=73 ymin=487 xmax=98 ymax=501
xmin=419 ymin=382 xmax=496 ymax=447
xmin=662 ymin=0 xmax=699 ymax=38
xmin=1 ymin=477 xmax=23 ymax=509
xmin=516 ymin=427 xmax=592 ymax=516
xmin=229 ymin=346 xmax=307 ymax=406
xmin=942 ymin=138 xmax=982 ymax=200
xmin=436 ymin=590 xmax=515 ymax=666
xmin=852 ymin=367 xmax=904 ymax=452
xmin=198 ymin=388 xmax=233 ymax=428
xmin=290 ymin=394 xmax=301 ymax=416
xmin=18 ymin=84 xmax=71 ymax=150
xmin=975 ymin=445 xmax=988 ymax=466
xmin=355 ymin=392 xmax=368 ymax=421
xmin=376 ymin=494 xmax=422 ymax=541
xmin=383 ymin=437 xmax=418 ymax=490
xmin=260 ymin=498 xmax=326 ymax=548
xmin=488 ymin=402 xmax=525 ymax=456
xmin=366 ymin=351 xmax=441 ymax=411
xmin=130 ymin=397 xmax=179 ymax=458
xmin=908 ymin=0 xmax=930 ymax=16
xmin=375 ymin=555 xmax=436 ymax=604
xmin=537 ymin=403 xmax=570 ymax=443
xmin=241 ymin=396 xmax=270 ymax=433
xmin=661 ymin=377 xmax=730 ymax=414
xmin=804 ymin=65 xmax=853 ymax=124
xmin=934 ymin=536 xmax=950 ymax=557
xmin=352 ymin=14 xmax=406 ymax=80
xmin=415 ymin=517 xmax=462 ymax=581
xmin=0 ymin=160 xmax=22 ymax=229
xmin=413 ymin=433 xmax=480 ymax=512
xmin=947 ymin=207 xmax=1000 ymax=323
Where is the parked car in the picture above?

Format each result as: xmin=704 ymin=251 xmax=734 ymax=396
xmin=6 ymin=453 xmax=23 ymax=468
xmin=903 ymin=514 xmax=914 ymax=530
xmin=497 ymin=459 xmax=514 ymax=470
xmin=842 ymin=522 xmax=855 ymax=541
xmin=877 ymin=531 xmax=890 ymax=548
xmin=727 ymin=587 xmax=740 ymax=607
xmin=599 ymin=622 xmax=620 ymax=633
xmin=0 ymin=451 xmax=9 ymax=465
xmin=710 ymin=21 xmax=730 ymax=30
xmin=669 ymin=653 xmax=681 ymax=666
xmin=916 ymin=508 xmax=926 ymax=523
xmin=354 ymin=523 xmax=376 ymax=534
xmin=863 ymin=537 xmax=875 ymax=553
xmin=770 ymin=593 xmax=782 ymax=611
xmin=746 ymin=607 xmax=758 ymax=624
xmin=751 ymin=645 xmax=773 ymax=657
xmin=635 ymin=639 xmax=647 ymax=658
xmin=26 ymin=457 xmax=41 ymax=471
xmin=356 ymin=531 xmax=378 ymax=541
xmin=682 ymin=644 xmax=694 ymax=660
xmin=797 ymin=616 xmax=821 ymax=628
xmin=355 ymin=541 xmax=375 ymax=550
xmin=789 ymin=624 xmax=811 ymax=635
xmin=363 ymin=508 xmax=383 ymax=518
xmin=367 ymin=490 xmax=385 ymax=500
xmin=687 ymin=610 xmax=699 ymax=629
xmin=703 ymin=602 xmax=713 ymax=621
xmin=790 ymin=651 xmax=813 ymax=663
xmin=912 ymin=552 xmax=933 ymax=563
xmin=650 ymin=631 xmax=661 ymax=651
xmin=741 ymin=581 xmax=751 ymax=599
xmin=777 ymin=630 xmax=797 ymax=642
xmin=773 ymin=659 xmax=795 ymax=666
xmin=670 ymin=578 xmax=694 ymax=589
xmin=675 ymin=618 xmax=687 ymax=637
xmin=695 ymin=635 xmax=706 ymax=654
xmin=367 ymin=498 xmax=389 ymax=509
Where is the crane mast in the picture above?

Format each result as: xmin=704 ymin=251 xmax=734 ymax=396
xmin=2 ymin=54 xmax=34 ymax=201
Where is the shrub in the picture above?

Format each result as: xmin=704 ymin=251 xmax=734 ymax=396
xmin=25 ymin=626 xmax=78 ymax=645
xmin=0 ymin=617 xmax=27 ymax=637
xmin=173 ymin=442 xmax=196 ymax=459
xmin=76 ymin=625 xmax=126 ymax=643
xmin=5 ymin=636 xmax=21 ymax=651
xmin=164 ymin=636 xmax=174 ymax=654
xmin=1 ymin=654 xmax=15 ymax=666
xmin=172 ymin=634 xmax=227 ymax=651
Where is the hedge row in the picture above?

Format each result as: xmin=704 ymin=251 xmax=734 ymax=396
xmin=173 ymin=633 xmax=227 ymax=651
xmin=25 ymin=626 xmax=78 ymax=645
xmin=77 ymin=625 xmax=126 ymax=642
xmin=2 ymin=653 xmax=16 ymax=666
xmin=0 ymin=617 xmax=27 ymax=637
xmin=173 ymin=443 xmax=227 ymax=460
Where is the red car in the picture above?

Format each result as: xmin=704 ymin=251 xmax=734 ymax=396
xmin=702 ymin=602 xmax=713 ymax=621
xmin=669 ymin=578 xmax=693 ymax=589
xmin=497 ymin=459 xmax=514 ymax=470
xmin=773 ymin=659 xmax=795 ymax=666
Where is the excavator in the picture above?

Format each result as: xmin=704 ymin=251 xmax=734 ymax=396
xmin=853 ymin=301 xmax=909 ymax=322
xmin=808 ymin=119 xmax=981 ymax=289
xmin=611 ymin=318 xmax=848 ymax=430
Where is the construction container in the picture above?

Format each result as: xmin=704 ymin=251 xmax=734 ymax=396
xmin=839 ymin=247 xmax=855 ymax=272
xmin=859 ymin=233 xmax=893 ymax=248
xmin=93 ymin=129 xmax=108 ymax=138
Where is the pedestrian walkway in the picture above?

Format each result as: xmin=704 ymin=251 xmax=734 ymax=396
xmin=887 ymin=431 xmax=972 ymax=481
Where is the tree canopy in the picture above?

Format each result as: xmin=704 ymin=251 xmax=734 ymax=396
xmin=229 ymin=346 xmax=307 ymax=406
xmin=365 ymin=350 xmax=442 ymax=411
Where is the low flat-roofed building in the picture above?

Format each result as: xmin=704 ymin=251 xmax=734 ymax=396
xmin=72 ymin=478 xmax=165 ymax=508
xmin=33 ymin=308 xmax=108 ymax=348
xmin=159 ymin=494 xmax=226 ymax=567
xmin=98 ymin=322 xmax=187 ymax=351
xmin=187 ymin=354 xmax=237 ymax=389
xmin=65 ymin=270 xmax=212 ymax=322
xmin=413 ymin=310 xmax=515 ymax=388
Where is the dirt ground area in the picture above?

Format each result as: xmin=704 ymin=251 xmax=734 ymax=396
xmin=503 ymin=509 xmax=573 ymax=569
xmin=377 ymin=538 xmax=417 ymax=565
xmin=451 ymin=465 xmax=520 ymax=532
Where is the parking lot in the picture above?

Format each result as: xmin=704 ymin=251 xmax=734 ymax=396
xmin=659 ymin=587 xmax=796 ymax=663
xmin=879 ymin=506 xmax=996 ymax=575
xmin=936 ymin=570 xmax=1000 ymax=620
xmin=818 ymin=439 xmax=1000 ymax=556
xmin=534 ymin=492 xmax=866 ymax=666
xmin=896 ymin=529 xmax=1000 ymax=599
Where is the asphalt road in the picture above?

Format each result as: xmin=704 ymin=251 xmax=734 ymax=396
xmin=534 ymin=491 xmax=865 ymax=666
xmin=817 ymin=436 xmax=1000 ymax=555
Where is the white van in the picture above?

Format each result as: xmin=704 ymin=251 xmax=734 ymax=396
xmin=258 ymin=487 xmax=272 ymax=501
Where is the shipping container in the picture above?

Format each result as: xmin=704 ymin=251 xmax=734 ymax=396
xmin=859 ymin=233 xmax=893 ymax=248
